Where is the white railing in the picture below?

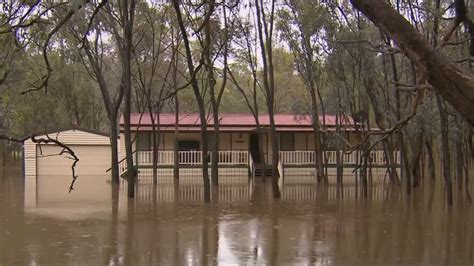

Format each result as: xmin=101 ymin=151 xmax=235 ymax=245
xmin=178 ymin=150 xmax=203 ymax=165
xmin=280 ymin=151 xmax=316 ymax=165
xmin=214 ymin=151 xmax=248 ymax=165
xmin=135 ymin=150 xmax=250 ymax=166
xmin=119 ymin=160 xmax=127 ymax=175
xmin=137 ymin=151 xmax=174 ymax=166
xmin=280 ymin=150 xmax=401 ymax=166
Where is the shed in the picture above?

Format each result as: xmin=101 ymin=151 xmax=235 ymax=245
xmin=23 ymin=128 xmax=112 ymax=208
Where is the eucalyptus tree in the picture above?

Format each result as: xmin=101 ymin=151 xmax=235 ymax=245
xmin=350 ymin=0 xmax=474 ymax=126
xmin=254 ymin=0 xmax=280 ymax=198
xmin=277 ymin=0 xmax=329 ymax=184
xmin=131 ymin=2 xmax=177 ymax=184
xmin=73 ymin=0 xmax=138 ymax=197
xmin=62 ymin=2 xmax=126 ymax=185
xmin=348 ymin=0 xmax=474 ymax=204
xmin=227 ymin=10 xmax=268 ymax=175
xmin=58 ymin=0 xmax=139 ymax=196
xmin=205 ymin=1 xmax=232 ymax=186
xmin=171 ymin=0 xmax=216 ymax=203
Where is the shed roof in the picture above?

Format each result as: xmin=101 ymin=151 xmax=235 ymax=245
xmin=22 ymin=128 xmax=110 ymax=147
xmin=22 ymin=127 xmax=108 ymax=141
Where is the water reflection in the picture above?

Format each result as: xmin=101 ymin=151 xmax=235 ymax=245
xmin=128 ymin=172 xmax=252 ymax=204
xmin=1 ymin=167 xmax=473 ymax=265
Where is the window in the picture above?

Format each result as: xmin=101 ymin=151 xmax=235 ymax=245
xmin=136 ymin=132 xmax=151 ymax=151
xmin=280 ymin=132 xmax=295 ymax=151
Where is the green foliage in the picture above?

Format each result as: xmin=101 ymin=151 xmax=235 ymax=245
xmin=0 ymin=52 xmax=106 ymax=136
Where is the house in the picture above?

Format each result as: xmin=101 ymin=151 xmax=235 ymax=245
xmin=119 ymin=113 xmax=399 ymax=178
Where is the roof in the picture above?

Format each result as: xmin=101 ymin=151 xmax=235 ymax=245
xmin=121 ymin=113 xmax=356 ymax=130
xmin=21 ymin=127 xmax=109 ymax=142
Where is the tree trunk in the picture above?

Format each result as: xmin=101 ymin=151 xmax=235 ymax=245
xmin=456 ymin=140 xmax=463 ymax=191
xmin=210 ymin=126 xmax=219 ymax=186
xmin=82 ymin=35 xmax=124 ymax=187
xmin=365 ymin=76 xmax=400 ymax=184
xmin=254 ymin=0 xmax=280 ymax=198
xmin=149 ymin=106 xmax=158 ymax=185
xmin=401 ymin=139 xmax=411 ymax=196
xmin=425 ymin=140 xmax=436 ymax=181
xmin=172 ymin=0 xmax=212 ymax=203
xmin=335 ymin=113 xmax=343 ymax=185
xmin=383 ymin=141 xmax=400 ymax=185
xmin=110 ymin=119 xmax=120 ymax=184
xmin=200 ymin=122 xmax=211 ymax=203
xmin=173 ymin=95 xmax=179 ymax=181
xmin=410 ymin=132 xmax=423 ymax=188
xmin=436 ymin=95 xmax=453 ymax=206
xmin=269 ymin=115 xmax=281 ymax=198
xmin=204 ymin=2 xmax=219 ymax=187
xmin=122 ymin=0 xmax=137 ymax=198
xmin=361 ymin=154 xmax=368 ymax=198
xmin=388 ymin=45 xmax=412 ymax=195
xmin=309 ymin=88 xmax=325 ymax=183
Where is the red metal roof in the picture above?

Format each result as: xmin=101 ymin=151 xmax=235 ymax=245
xmin=121 ymin=113 xmax=355 ymax=130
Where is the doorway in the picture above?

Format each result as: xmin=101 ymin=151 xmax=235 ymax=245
xmin=249 ymin=133 xmax=261 ymax=163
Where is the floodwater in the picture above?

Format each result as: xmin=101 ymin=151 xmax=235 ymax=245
xmin=1 ymin=164 xmax=474 ymax=265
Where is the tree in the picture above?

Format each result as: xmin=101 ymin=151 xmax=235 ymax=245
xmin=350 ymin=0 xmax=474 ymax=126
xmin=172 ymin=0 xmax=214 ymax=203
xmin=278 ymin=0 xmax=328 ymax=183
xmin=254 ymin=0 xmax=281 ymax=198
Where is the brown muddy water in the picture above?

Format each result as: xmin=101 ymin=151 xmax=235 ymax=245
xmin=1 ymin=164 xmax=474 ymax=265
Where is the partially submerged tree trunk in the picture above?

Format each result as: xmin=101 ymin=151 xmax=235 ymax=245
xmin=335 ymin=112 xmax=343 ymax=185
xmin=206 ymin=4 xmax=228 ymax=187
xmin=227 ymin=13 xmax=265 ymax=180
xmin=278 ymin=2 xmax=326 ymax=183
xmin=119 ymin=0 xmax=137 ymax=198
xmin=365 ymin=77 xmax=400 ymax=184
xmin=255 ymin=0 xmax=280 ymax=198
xmin=437 ymin=95 xmax=453 ymax=206
xmin=150 ymin=109 xmax=161 ymax=185
xmin=456 ymin=139 xmax=463 ymax=191
xmin=81 ymin=35 xmax=124 ymax=185
xmin=109 ymin=120 xmax=120 ymax=184
xmin=410 ymin=131 xmax=423 ymax=188
xmin=388 ymin=46 xmax=412 ymax=195
xmin=172 ymin=0 xmax=212 ymax=203
xmin=425 ymin=140 xmax=436 ymax=181
xmin=309 ymin=83 xmax=325 ymax=184
xmin=173 ymin=95 xmax=179 ymax=181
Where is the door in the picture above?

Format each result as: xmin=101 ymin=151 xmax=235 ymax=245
xmin=249 ymin=133 xmax=261 ymax=163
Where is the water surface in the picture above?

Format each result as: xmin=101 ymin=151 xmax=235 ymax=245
xmin=1 ymin=167 xmax=473 ymax=265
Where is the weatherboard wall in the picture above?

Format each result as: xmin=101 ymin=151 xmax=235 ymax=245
xmin=23 ymin=129 xmax=110 ymax=208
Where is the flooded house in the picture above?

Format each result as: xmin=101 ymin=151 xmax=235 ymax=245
xmin=119 ymin=113 xmax=399 ymax=178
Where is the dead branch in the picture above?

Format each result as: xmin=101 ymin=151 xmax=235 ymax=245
xmin=0 ymin=134 xmax=79 ymax=192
